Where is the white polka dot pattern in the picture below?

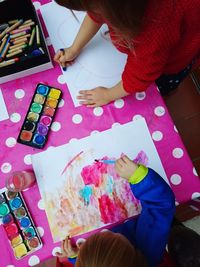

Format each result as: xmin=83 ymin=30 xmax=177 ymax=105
xmin=1 ymin=162 xmax=12 ymax=173
xmin=152 ymin=131 xmax=163 ymax=141
xmin=154 ymin=106 xmax=165 ymax=116
xmin=14 ymin=89 xmax=25 ymax=99
xmin=170 ymin=174 xmax=182 ymax=185
xmin=51 ymin=122 xmax=61 ymax=132
xmin=5 ymin=137 xmax=16 ymax=148
xmin=172 ymin=148 xmax=184 ymax=158
xmin=114 ymin=99 xmax=124 ymax=108
xmin=10 ymin=113 xmax=21 ymax=123
xmin=72 ymin=114 xmax=83 ymax=124
xmin=93 ymin=107 xmax=103 ymax=116
xmin=24 ymin=154 xmax=32 ymax=165
xmin=28 ymin=255 xmax=40 ymax=266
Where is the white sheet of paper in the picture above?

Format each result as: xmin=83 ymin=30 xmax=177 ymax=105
xmin=0 ymin=89 xmax=9 ymax=121
xmin=40 ymin=2 xmax=127 ymax=106
xmin=32 ymin=118 xmax=169 ymax=241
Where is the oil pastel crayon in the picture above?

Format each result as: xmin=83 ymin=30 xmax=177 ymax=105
xmin=11 ymin=26 xmax=31 ymax=34
xmin=8 ymin=19 xmax=19 ymax=25
xmin=6 ymin=49 xmax=22 ymax=58
xmin=0 ymin=42 xmax=10 ymax=61
xmin=0 ymin=35 xmax=8 ymax=54
xmin=9 ymin=42 xmax=27 ymax=50
xmin=12 ymin=36 xmax=30 ymax=44
xmin=10 ymin=31 xmax=28 ymax=39
xmin=36 ymin=25 xmax=40 ymax=46
xmin=9 ymin=44 xmax=27 ymax=52
xmin=5 ymin=19 xmax=23 ymax=33
xmin=0 ymin=27 xmax=9 ymax=40
xmin=0 ymin=58 xmax=19 ymax=67
xmin=29 ymin=27 xmax=36 ymax=46
xmin=23 ymin=19 xmax=33 ymax=25
xmin=19 ymin=21 xmax=35 ymax=29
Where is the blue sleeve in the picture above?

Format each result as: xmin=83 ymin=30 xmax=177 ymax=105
xmin=130 ymin=168 xmax=175 ymax=267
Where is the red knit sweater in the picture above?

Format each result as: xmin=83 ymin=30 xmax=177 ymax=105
xmin=88 ymin=0 xmax=200 ymax=93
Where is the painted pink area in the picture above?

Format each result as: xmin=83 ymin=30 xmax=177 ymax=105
xmin=81 ymin=161 xmax=107 ymax=186
xmin=133 ymin=150 xmax=149 ymax=165
xmin=0 ymin=0 xmax=199 ymax=265
xmin=99 ymin=193 xmax=128 ymax=223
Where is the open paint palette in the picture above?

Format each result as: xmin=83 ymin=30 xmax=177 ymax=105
xmin=0 ymin=189 xmax=42 ymax=259
xmin=17 ymin=83 xmax=62 ymax=148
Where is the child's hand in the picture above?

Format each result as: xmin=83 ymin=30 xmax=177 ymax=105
xmin=115 ymin=155 xmax=138 ymax=181
xmin=77 ymin=86 xmax=111 ymax=107
xmin=54 ymin=47 xmax=79 ymax=69
xmin=55 ymin=236 xmax=80 ymax=258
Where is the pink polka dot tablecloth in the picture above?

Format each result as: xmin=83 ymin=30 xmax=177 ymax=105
xmin=0 ymin=1 xmax=200 ymax=266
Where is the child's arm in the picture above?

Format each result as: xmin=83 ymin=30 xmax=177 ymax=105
xmin=115 ymin=156 xmax=175 ymax=267
xmin=54 ymin=14 xmax=102 ymax=68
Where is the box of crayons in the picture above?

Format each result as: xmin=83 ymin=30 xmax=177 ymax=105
xmin=17 ymin=83 xmax=62 ymax=148
xmin=0 ymin=189 xmax=42 ymax=259
xmin=0 ymin=0 xmax=53 ymax=84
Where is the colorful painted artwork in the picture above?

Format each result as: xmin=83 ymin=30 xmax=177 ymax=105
xmin=32 ymin=119 xmax=168 ymax=242
xmin=41 ymin=150 xmax=140 ymax=242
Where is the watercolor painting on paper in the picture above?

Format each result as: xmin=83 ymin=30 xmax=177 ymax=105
xmin=41 ymin=150 xmax=142 ymax=243
xmin=32 ymin=119 xmax=168 ymax=243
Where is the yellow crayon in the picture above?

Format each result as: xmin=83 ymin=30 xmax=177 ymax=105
xmin=12 ymin=34 xmax=31 ymax=44
xmin=36 ymin=25 xmax=40 ymax=46
xmin=12 ymin=38 xmax=28 ymax=45
xmin=29 ymin=27 xmax=36 ymax=46
xmin=22 ymin=19 xmax=33 ymax=25
xmin=0 ymin=27 xmax=9 ymax=40
xmin=8 ymin=44 xmax=27 ymax=53
xmin=8 ymin=19 xmax=19 ymax=25
xmin=6 ymin=49 xmax=22 ymax=58
xmin=10 ymin=42 xmax=26 ymax=50
xmin=19 ymin=21 xmax=35 ymax=29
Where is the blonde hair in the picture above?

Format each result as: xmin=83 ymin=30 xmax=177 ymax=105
xmin=75 ymin=231 xmax=147 ymax=267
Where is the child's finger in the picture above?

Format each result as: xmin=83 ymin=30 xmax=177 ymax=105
xmin=122 ymin=155 xmax=130 ymax=164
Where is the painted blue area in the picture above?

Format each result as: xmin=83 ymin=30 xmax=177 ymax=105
xmin=80 ymin=185 xmax=93 ymax=205
xmin=106 ymin=175 xmax=114 ymax=193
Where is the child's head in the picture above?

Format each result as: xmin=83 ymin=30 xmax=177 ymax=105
xmin=54 ymin=0 xmax=148 ymax=38
xmin=168 ymin=225 xmax=200 ymax=267
xmin=75 ymin=231 xmax=147 ymax=267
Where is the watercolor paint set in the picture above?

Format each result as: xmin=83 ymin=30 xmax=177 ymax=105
xmin=0 ymin=189 xmax=42 ymax=259
xmin=0 ymin=0 xmax=52 ymax=83
xmin=17 ymin=83 xmax=62 ymax=149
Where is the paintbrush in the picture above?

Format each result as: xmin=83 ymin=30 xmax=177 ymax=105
xmin=95 ymin=159 xmax=116 ymax=164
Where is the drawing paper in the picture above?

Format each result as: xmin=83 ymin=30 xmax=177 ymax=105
xmin=40 ymin=2 xmax=127 ymax=106
xmin=32 ymin=118 xmax=169 ymax=242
